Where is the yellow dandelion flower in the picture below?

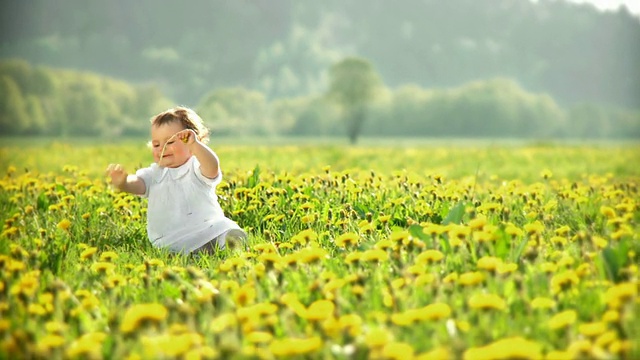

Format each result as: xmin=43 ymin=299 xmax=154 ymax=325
xmin=447 ymin=224 xmax=470 ymax=240
xmin=247 ymin=331 xmax=273 ymax=344
xmin=142 ymin=332 xmax=203 ymax=358
xmin=602 ymin=310 xmax=619 ymax=323
xmin=443 ymin=272 xmax=458 ymax=284
xmin=361 ymin=249 xmax=388 ymax=263
xmin=545 ymin=350 xmax=573 ymax=360
xmin=505 ymin=224 xmax=524 ymax=238
xmin=120 ymin=303 xmax=168 ymax=334
xmin=496 ymin=262 xmax=518 ymax=275
xmin=80 ymin=247 xmax=98 ymax=261
xmin=604 ymin=282 xmax=636 ymax=308
xmin=600 ymin=206 xmax=616 ymax=219
xmin=591 ymin=236 xmax=608 ymax=249
xmin=578 ymin=322 xmax=607 ymax=337
xmin=66 ymin=332 xmax=107 ymax=359
xmin=335 ymin=232 xmax=360 ymax=248
xmin=91 ymin=261 xmax=116 ymax=275
xmin=566 ymin=339 xmax=592 ymax=358
xmin=524 ymin=221 xmax=544 ymax=236
xmin=99 ymin=251 xmax=119 ymax=262
xmin=298 ymin=247 xmax=328 ymax=264
xmin=415 ymin=273 xmax=435 ymax=286
xmin=383 ymin=342 xmax=414 ymax=360
xmin=234 ymin=285 xmax=257 ymax=307
xmin=550 ymin=271 xmax=579 ymax=294
xmin=416 ymin=346 xmax=450 ymax=360
xmin=476 ymin=256 xmax=502 ymax=271
xmin=417 ymin=303 xmax=452 ymax=321
xmin=595 ymin=331 xmax=617 ymax=348
xmin=269 ymin=336 xmax=322 ymax=357
xmin=458 ymin=272 xmax=484 ymax=286
xmin=365 ymin=328 xmax=394 ymax=348
xmin=305 ymin=299 xmax=335 ymax=321
xmin=415 ymin=249 xmax=445 ymax=264
xmin=548 ymin=310 xmax=577 ymax=330
xmin=487 ymin=337 xmax=543 ymax=360
xmin=57 ymin=219 xmax=72 ymax=231
xmin=391 ymin=312 xmax=414 ymax=326
xmin=37 ymin=334 xmax=66 ymax=350
xmin=210 ymin=313 xmax=237 ymax=334
xmin=468 ymin=293 xmax=506 ymax=311
xmin=530 ymin=297 xmax=556 ymax=310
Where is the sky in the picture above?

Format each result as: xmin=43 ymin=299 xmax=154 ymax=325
xmin=563 ymin=0 xmax=640 ymax=15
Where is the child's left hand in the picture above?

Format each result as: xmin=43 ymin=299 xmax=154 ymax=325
xmin=177 ymin=129 xmax=197 ymax=145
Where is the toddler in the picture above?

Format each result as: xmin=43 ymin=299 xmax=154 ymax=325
xmin=107 ymin=106 xmax=246 ymax=254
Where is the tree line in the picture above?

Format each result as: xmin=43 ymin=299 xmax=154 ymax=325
xmin=1 ymin=0 xmax=638 ymax=110
xmin=1 ymin=59 xmax=638 ymax=141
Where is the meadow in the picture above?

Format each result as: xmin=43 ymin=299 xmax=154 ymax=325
xmin=0 ymin=139 xmax=639 ymax=359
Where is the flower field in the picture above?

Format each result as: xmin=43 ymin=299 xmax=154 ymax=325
xmin=0 ymin=141 xmax=639 ymax=359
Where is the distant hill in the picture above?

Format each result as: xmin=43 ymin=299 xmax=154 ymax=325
xmin=1 ymin=0 xmax=639 ymax=109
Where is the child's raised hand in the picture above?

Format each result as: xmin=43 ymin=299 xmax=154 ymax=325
xmin=106 ymin=164 xmax=128 ymax=189
xmin=176 ymin=129 xmax=197 ymax=145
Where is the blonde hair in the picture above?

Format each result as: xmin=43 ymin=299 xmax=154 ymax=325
xmin=150 ymin=106 xmax=210 ymax=144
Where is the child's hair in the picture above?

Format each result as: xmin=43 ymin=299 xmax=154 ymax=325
xmin=151 ymin=106 xmax=210 ymax=144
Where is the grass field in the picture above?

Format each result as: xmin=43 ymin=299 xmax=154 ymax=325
xmin=0 ymin=139 xmax=639 ymax=359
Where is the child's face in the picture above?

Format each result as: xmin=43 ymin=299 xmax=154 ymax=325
xmin=150 ymin=121 xmax=191 ymax=168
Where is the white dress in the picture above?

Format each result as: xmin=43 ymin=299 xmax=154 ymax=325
xmin=136 ymin=156 xmax=243 ymax=253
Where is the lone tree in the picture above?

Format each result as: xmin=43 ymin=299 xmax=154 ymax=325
xmin=327 ymin=57 xmax=382 ymax=144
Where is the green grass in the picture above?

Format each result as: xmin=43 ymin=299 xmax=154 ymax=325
xmin=0 ymin=139 xmax=638 ymax=359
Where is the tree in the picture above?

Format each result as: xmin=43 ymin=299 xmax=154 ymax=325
xmin=327 ymin=57 xmax=382 ymax=144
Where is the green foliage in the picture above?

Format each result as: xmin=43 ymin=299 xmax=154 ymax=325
xmin=197 ymin=87 xmax=272 ymax=136
xmin=0 ymin=59 xmax=173 ymax=137
xmin=327 ymin=57 xmax=383 ymax=143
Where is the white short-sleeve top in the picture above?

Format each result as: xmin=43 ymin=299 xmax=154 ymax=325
xmin=135 ymin=156 xmax=241 ymax=253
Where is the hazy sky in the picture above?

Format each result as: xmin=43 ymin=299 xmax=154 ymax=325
xmin=563 ymin=0 xmax=640 ymax=15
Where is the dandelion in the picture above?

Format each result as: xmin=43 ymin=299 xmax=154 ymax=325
xmin=468 ymin=293 xmax=506 ymax=311
xmin=66 ymin=332 xmax=107 ymax=359
xmin=595 ymin=331 xmax=617 ymax=348
xmin=305 ymin=299 xmax=335 ymax=321
xmin=550 ymin=271 xmax=579 ymax=294
xmin=602 ymin=310 xmax=619 ymax=323
xmin=599 ymin=206 xmax=616 ymax=219
xmin=530 ymin=297 xmax=556 ymax=310
xmin=210 ymin=313 xmax=237 ymax=334
xmin=524 ymin=221 xmax=544 ymax=236
xmin=361 ymin=249 xmax=388 ymax=263
xmin=383 ymin=342 xmax=414 ymax=360
xmin=57 ymin=219 xmax=72 ymax=231
xmin=415 ymin=250 xmax=444 ymax=264
xmin=99 ymin=251 xmax=119 ymax=262
xmin=416 ymin=347 xmax=450 ymax=360
xmin=37 ymin=334 xmax=66 ymax=350
xmin=80 ymin=247 xmax=98 ymax=261
xmin=417 ymin=303 xmax=452 ymax=321
xmin=486 ymin=337 xmax=543 ymax=360
xmin=247 ymin=331 xmax=273 ymax=344
xmin=269 ymin=336 xmax=322 ymax=357
xmin=458 ymin=272 xmax=484 ymax=286
xmin=335 ymin=232 xmax=360 ymax=248
xmin=548 ymin=310 xmax=577 ymax=330
xmin=578 ymin=322 xmax=607 ymax=338
xmin=298 ymin=247 xmax=328 ymax=264
xmin=120 ymin=303 xmax=168 ymax=334
xmin=365 ymin=328 xmax=394 ymax=348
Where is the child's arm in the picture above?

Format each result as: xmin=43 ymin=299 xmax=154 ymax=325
xmin=178 ymin=130 xmax=220 ymax=179
xmin=106 ymin=164 xmax=146 ymax=195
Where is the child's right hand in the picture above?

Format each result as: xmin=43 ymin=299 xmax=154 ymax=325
xmin=106 ymin=164 xmax=128 ymax=189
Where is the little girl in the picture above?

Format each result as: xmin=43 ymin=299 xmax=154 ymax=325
xmin=107 ymin=106 xmax=247 ymax=254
